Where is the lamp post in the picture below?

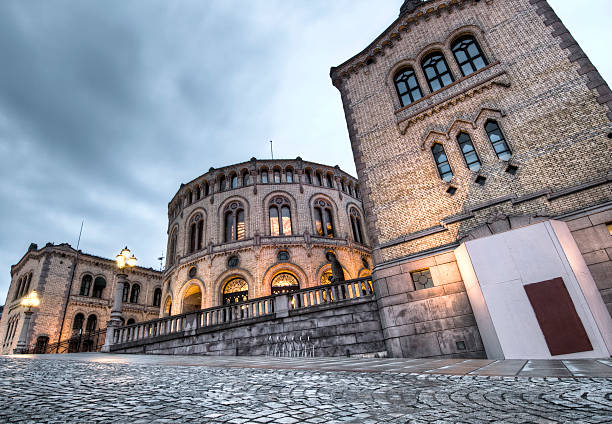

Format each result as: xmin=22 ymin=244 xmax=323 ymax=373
xmin=101 ymin=246 xmax=137 ymax=352
xmin=14 ymin=291 xmax=40 ymax=354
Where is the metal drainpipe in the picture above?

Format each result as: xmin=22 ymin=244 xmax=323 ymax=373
xmin=56 ymin=249 xmax=80 ymax=353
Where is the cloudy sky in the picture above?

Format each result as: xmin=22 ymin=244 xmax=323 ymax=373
xmin=0 ymin=0 xmax=610 ymax=301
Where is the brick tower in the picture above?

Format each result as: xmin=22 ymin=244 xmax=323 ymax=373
xmin=331 ymin=0 xmax=612 ymax=359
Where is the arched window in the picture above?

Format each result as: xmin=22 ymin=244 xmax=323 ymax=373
xmin=394 ymin=67 xmax=423 ymax=106
xmin=269 ymin=197 xmax=292 ymax=236
xmin=321 ymin=269 xmax=333 ymax=285
xmin=127 ymin=318 xmax=136 ymax=325
xmin=219 ymin=175 xmax=226 ymax=192
xmin=340 ymin=180 xmax=346 ymax=192
xmin=348 ymin=184 xmax=354 ymax=197
xmin=195 ymin=186 xmax=201 ymax=200
xmin=242 ymin=171 xmax=250 ymax=186
xmin=164 ymin=296 xmax=173 ymax=316
xmin=326 ymin=174 xmax=334 ymax=188
xmin=305 ymin=169 xmax=313 ymax=184
xmin=73 ymin=313 xmax=85 ymax=332
xmin=452 ymin=35 xmax=488 ymax=77
xmin=457 ymin=132 xmax=481 ymax=171
xmin=203 ymin=181 xmax=210 ymax=196
xmin=230 ymin=174 xmax=238 ymax=189
xmin=350 ymin=208 xmax=365 ymax=245
xmin=122 ymin=283 xmax=130 ymax=303
xmin=187 ymin=191 xmax=193 ymax=205
xmin=92 ymin=277 xmax=106 ymax=298
xmin=153 ymin=288 xmax=162 ymax=307
xmin=432 ymin=143 xmax=453 ymax=182
xmin=315 ymin=172 xmax=323 ymax=186
xmin=130 ymin=284 xmax=140 ymax=303
xmin=224 ymin=201 xmax=246 ymax=242
xmin=286 ymin=168 xmax=294 ymax=183
xmin=422 ymin=53 xmax=454 ymax=92
xmin=85 ymin=314 xmax=97 ymax=333
xmin=223 ymin=278 xmax=248 ymax=304
xmin=485 ymin=120 xmax=512 ymax=160
xmin=313 ymin=199 xmax=335 ymax=238
xmin=271 ymin=273 xmax=300 ymax=295
xmin=188 ymin=213 xmax=204 ymax=253
xmin=261 ymin=169 xmax=269 ymax=184
xmin=273 ymin=169 xmax=281 ymax=183
xmin=79 ymin=275 xmax=92 ymax=296
xmin=355 ymin=185 xmax=361 ymax=199
xmin=22 ymin=274 xmax=31 ymax=296
xmin=168 ymin=230 xmax=178 ymax=266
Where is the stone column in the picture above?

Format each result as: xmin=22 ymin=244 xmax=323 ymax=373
xmin=274 ymin=294 xmax=290 ymax=318
xmin=101 ymin=273 xmax=127 ymax=352
xmin=13 ymin=310 xmax=34 ymax=354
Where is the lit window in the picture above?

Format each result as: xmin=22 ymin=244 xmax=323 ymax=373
xmin=224 ymin=202 xmax=246 ymax=242
xmin=485 ymin=120 xmax=512 ymax=161
xmin=313 ymin=199 xmax=335 ymax=238
xmin=432 ymin=143 xmax=453 ymax=182
xmin=422 ymin=53 xmax=454 ymax=92
xmin=451 ymin=35 xmax=488 ymax=77
xmin=394 ymin=67 xmax=423 ymax=106
xmin=606 ymin=222 xmax=612 ymax=236
xmin=271 ymin=272 xmax=300 ymax=295
xmin=411 ymin=269 xmax=434 ymax=290
xmin=457 ymin=132 xmax=481 ymax=172
xmin=223 ymin=278 xmax=248 ymax=304
xmin=269 ymin=197 xmax=292 ymax=236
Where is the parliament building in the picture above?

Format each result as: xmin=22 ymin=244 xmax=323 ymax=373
xmin=1 ymin=0 xmax=611 ymax=359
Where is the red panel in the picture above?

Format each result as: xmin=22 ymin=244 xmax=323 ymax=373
xmin=524 ymin=277 xmax=593 ymax=356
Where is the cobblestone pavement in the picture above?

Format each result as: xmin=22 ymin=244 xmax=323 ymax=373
xmin=0 ymin=354 xmax=611 ymax=423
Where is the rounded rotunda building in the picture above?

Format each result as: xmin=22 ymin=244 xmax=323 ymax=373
xmin=162 ymin=158 xmax=371 ymax=316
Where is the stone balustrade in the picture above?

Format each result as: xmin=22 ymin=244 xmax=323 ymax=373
xmin=110 ymin=276 xmax=373 ymax=349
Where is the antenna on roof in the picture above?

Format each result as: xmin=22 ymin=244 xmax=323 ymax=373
xmin=270 ymin=140 xmax=274 ymax=159
xmin=76 ymin=219 xmax=84 ymax=250
xmin=157 ymin=252 xmax=165 ymax=271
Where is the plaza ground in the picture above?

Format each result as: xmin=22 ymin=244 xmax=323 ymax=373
xmin=0 ymin=353 xmax=611 ymax=423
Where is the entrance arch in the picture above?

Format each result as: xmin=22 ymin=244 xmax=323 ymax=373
xmin=182 ymin=284 xmax=202 ymax=313
xmin=222 ymin=278 xmax=248 ymax=304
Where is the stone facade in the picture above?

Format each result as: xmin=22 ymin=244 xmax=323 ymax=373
xmin=0 ymin=243 xmax=162 ymax=354
xmin=331 ymin=0 xmax=612 ymax=358
xmin=163 ymin=158 xmax=371 ymax=315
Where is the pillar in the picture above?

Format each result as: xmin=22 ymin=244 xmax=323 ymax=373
xmin=101 ymin=273 xmax=127 ymax=352
xmin=13 ymin=310 xmax=34 ymax=354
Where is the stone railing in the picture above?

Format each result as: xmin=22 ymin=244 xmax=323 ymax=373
xmin=109 ymin=276 xmax=373 ymax=349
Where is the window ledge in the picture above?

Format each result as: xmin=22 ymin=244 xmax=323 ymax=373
xmin=395 ymin=62 xmax=509 ymax=133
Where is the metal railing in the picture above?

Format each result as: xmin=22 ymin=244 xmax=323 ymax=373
xmin=110 ymin=276 xmax=373 ymax=349
xmin=26 ymin=328 xmax=107 ymax=354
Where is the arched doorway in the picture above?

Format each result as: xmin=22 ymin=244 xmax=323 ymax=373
xmin=271 ymin=272 xmax=300 ymax=295
xmin=222 ymin=278 xmax=248 ymax=304
xmin=182 ymin=284 xmax=202 ymax=314
xmin=164 ymin=296 xmax=172 ymax=316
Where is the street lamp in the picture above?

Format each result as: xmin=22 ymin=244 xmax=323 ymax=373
xmin=101 ymin=247 xmax=137 ymax=352
xmin=14 ymin=291 xmax=41 ymax=353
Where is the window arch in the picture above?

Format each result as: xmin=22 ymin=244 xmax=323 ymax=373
xmin=394 ymin=67 xmax=423 ymax=106
xmin=21 ymin=274 xmax=32 ymax=297
xmin=349 ymin=208 xmax=365 ymax=245
xmin=188 ymin=213 xmax=204 ymax=253
xmin=153 ymin=288 xmax=162 ymax=307
xmin=269 ymin=197 xmax=292 ymax=236
xmin=326 ymin=174 xmax=334 ymax=188
xmin=85 ymin=314 xmax=97 ymax=332
xmin=122 ymin=283 xmax=130 ymax=303
xmin=203 ymin=181 xmax=210 ymax=197
xmin=451 ymin=35 xmax=488 ymax=77
xmin=127 ymin=318 xmax=136 ymax=325
xmin=273 ymin=169 xmax=281 ymax=183
xmin=305 ymin=169 xmax=313 ymax=184
xmin=421 ymin=52 xmax=454 ymax=92
xmin=432 ymin=143 xmax=453 ymax=181
xmin=242 ymin=171 xmax=250 ymax=186
xmin=219 ymin=175 xmax=226 ymax=192
xmin=73 ymin=313 xmax=85 ymax=332
xmin=79 ymin=275 xmax=92 ymax=296
xmin=260 ymin=168 xmax=269 ymax=184
xmin=187 ymin=190 xmax=193 ymax=205
xmin=168 ymin=229 xmax=178 ymax=266
xmin=457 ymin=132 xmax=481 ymax=171
xmin=340 ymin=179 xmax=346 ymax=193
xmin=222 ymin=278 xmax=248 ymax=304
xmin=92 ymin=277 xmax=106 ymax=298
xmin=313 ymin=199 xmax=335 ymax=238
xmin=315 ymin=171 xmax=323 ymax=186
xmin=224 ymin=201 xmax=246 ymax=242
xmin=271 ymin=272 xmax=300 ymax=295
xmin=485 ymin=120 xmax=512 ymax=160
xmin=130 ymin=284 xmax=140 ymax=303
xmin=195 ymin=186 xmax=201 ymax=200
xmin=285 ymin=168 xmax=294 ymax=183
xmin=230 ymin=173 xmax=238 ymax=189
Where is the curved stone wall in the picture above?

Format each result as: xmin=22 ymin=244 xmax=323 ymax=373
xmin=163 ymin=158 xmax=371 ymax=315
